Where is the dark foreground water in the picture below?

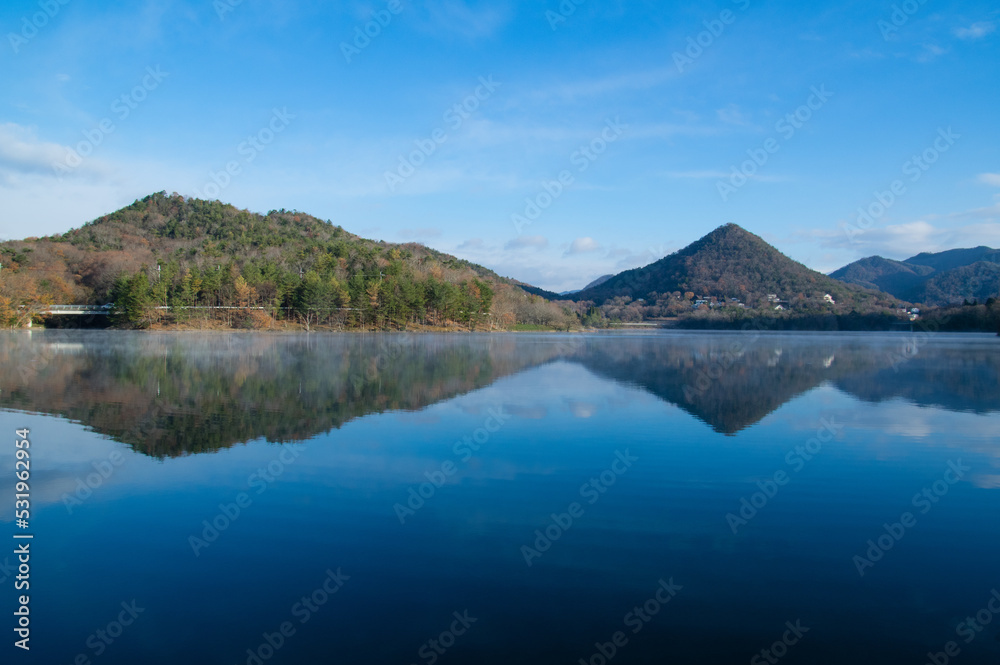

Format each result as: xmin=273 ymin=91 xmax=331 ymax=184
xmin=1 ymin=330 xmax=999 ymax=665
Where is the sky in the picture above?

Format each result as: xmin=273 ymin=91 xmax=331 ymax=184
xmin=1 ymin=0 xmax=998 ymax=292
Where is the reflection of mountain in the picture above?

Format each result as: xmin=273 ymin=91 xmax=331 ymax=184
xmin=1 ymin=332 xmax=997 ymax=451
xmin=0 ymin=332 xmax=565 ymax=457
xmin=566 ymin=335 xmax=1000 ymax=434
xmin=572 ymin=337 xmax=840 ymax=434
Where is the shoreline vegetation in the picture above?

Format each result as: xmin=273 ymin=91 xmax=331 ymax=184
xmin=23 ymin=300 xmax=1000 ymax=334
xmin=1 ymin=193 xmax=998 ymax=334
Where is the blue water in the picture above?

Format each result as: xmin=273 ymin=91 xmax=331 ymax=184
xmin=1 ymin=331 xmax=999 ymax=664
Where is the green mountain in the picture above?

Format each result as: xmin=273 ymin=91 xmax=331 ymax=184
xmin=0 ymin=192 xmax=573 ymax=330
xmin=831 ymin=246 xmax=1000 ymax=306
xmin=828 ymin=256 xmax=933 ymax=296
xmin=904 ymin=246 xmax=1000 ymax=272
xmin=571 ymin=223 xmax=892 ymax=310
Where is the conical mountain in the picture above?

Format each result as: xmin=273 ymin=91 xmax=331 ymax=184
xmin=574 ymin=224 xmax=885 ymax=308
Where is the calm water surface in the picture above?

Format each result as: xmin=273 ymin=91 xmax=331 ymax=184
xmin=1 ymin=330 xmax=999 ymax=664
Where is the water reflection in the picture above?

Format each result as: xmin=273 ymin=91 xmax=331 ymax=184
xmin=1 ymin=331 xmax=998 ymax=453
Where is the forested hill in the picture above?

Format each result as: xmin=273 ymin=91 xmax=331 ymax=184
xmin=831 ymin=247 xmax=1000 ymax=306
xmin=571 ymin=223 xmax=894 ymax=311
xmin=0 ymin=192 xmax=572 ymax=329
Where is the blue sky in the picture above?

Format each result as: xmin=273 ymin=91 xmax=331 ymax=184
xmin=1 ymin=0 xmax=998 ymax=291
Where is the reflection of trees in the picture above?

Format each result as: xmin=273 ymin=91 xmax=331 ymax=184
xmin=0 ymin=333 xmax=559 ymax=458
xmin=1 ymin=332 xmax=996 ymax=453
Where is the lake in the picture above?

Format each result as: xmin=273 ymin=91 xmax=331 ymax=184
xmin=1 ymin=330 xmax=999 ymax=665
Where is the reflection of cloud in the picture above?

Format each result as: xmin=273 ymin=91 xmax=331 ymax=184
xmin=506 ymin=404 xmax=547 ymax=419
xmin=972 ymin=475 xmax=1000 ymax=489
xmin=569 ymin=402 xmax=597 ymax=418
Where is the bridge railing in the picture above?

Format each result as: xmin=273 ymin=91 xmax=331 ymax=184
xmin=45 ymin=305 xmax=113 ymax=312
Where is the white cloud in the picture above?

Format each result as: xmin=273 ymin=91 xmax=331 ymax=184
xmin=977 ymin=173 xmax=1000 ymax=187
xmin=915 ymin=43 xmax=948 ymax=62
xmin=812 ymin=219 xmax=1000 ymax=259
xmin=953 ymin=21 xmax=996 ymax=40
xmin=0 ymin=122 xmax=103 ymax=177
xmin=565 ymin=237 xmax=602 ymax=256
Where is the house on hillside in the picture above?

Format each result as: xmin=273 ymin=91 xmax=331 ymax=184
xmin=823 ymin=294 xmax=835 ymax=304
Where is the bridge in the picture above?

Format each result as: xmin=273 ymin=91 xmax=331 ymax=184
xmin=43 ymin=305 xmax=114 ymax=315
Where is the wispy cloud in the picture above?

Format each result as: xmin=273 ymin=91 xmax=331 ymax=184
xmin=662 ymin=169 xmax=730 ymax=179
xmin=953 ymin=21 xmax=996 ymax=40
xmin=457 ymin=237 xmax=485 ymax=250
xmin=810 ymin=220 xmax=1000 ymax=258
xmin=505 ymin=234 xmax=548 ymax=251
xmin=915 ymin=43 xmax=949 ymax=62
xmin=0 ymin=123 xmax=77 ymax=176
xmin=977 ymin=173 xmax=1000 ymax=187
xmin=412 ymin=0 xmax=514 ymax=40
xmin=716 ymin=104 xmax=750 ymax=127
xmin=533 ymin=66 xmax=678 ymax=102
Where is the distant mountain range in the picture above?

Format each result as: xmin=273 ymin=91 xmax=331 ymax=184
xmin=3 ymin=191 xmax=996 ymax=328
xmin=830 ymin=247 xmax=1000 ymax=306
